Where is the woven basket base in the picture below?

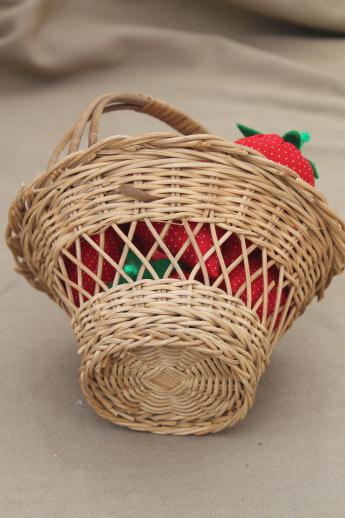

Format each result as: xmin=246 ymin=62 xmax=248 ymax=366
xmin=73 ymin=280 xmax=270 ymax=435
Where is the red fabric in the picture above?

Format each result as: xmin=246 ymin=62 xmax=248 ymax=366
xmin=222 ymin=233 xmax=255 ymax=265
xmin=134 ymin=221 xmax=224 ymax=278
xmin=171 ymin=269 xmax=190 ymax=279
xmin=64 ymin=224 xmax=288 ymax=323
xmin=64 ymin=227 xmax=123 ymax=305
xmin=220 ymin=252 xmax=288 ymax=320
xmin=235 ymin=133 xmax=315 ymax=186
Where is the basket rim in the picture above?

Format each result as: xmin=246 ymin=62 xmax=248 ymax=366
xmin=6 ymin=130 xmax=345 ymax=304
xmin=8 ymin=130 xmax=333 ymax=204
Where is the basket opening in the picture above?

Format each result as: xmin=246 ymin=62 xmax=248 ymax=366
xmin=60 ymin=220 xmax=290 ymax=329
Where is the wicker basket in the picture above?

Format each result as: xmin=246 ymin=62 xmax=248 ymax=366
xmin=6 ymin=92 xmax=345 ymax=435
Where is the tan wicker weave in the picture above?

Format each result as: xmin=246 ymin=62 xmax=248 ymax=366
xmin=6 ymin=92 xmax=345 ymax=435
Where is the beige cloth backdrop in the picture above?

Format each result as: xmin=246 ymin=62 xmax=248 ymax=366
xmin=1 ymin=1 xmax=345 ymax=517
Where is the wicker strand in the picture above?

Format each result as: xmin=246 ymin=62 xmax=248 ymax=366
xmin=48 ymin=92 xmax=209 ymax=168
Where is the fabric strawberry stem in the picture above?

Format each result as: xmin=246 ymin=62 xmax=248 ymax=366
xmin=237 ymin=124 xmax=311 ymax=152
xmin=236 ymin=123 xmax=261 ymax=137
xmin=107 ymin=249 xmax=179 ymax=287
xmin=282 ymin=130 xmax=310 ymax=149
xmin=308 ymin=159 xmax=319 ymax=179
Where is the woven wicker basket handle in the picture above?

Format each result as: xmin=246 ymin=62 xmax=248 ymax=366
xmin=48 ymin=92 xmax=209 ymax=167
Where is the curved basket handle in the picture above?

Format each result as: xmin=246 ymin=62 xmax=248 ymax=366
xmin=48 ymin=92 xmax=209 ymax=167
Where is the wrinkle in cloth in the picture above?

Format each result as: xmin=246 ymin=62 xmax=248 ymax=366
xmin=2 ymin=0 xmax=345 ymax=76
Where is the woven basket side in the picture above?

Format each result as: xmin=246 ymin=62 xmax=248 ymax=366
xmin=53 ymin=221 xmax=293 ymax=346
xmin=6 ymin=184 xmax=47 ymax=293
xmin=73 ymin=280 xmax=271 ymax=434
xmin=6 ymin=134 xmax=345 ymax=320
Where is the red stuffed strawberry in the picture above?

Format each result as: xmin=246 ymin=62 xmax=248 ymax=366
xmin=134 ymin=221 xmax=224 ymax=278
xmin=64 ymin=227 xmax=123 ymax=306
xmin=221 ymin=233 xmax=253 ymax=265
xmin=220 ymin=251 xmax=288 ymax=320
xmin=235 ymin=124 xmax=318 ymax=186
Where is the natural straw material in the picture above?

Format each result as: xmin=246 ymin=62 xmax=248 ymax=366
xmin=6 ymin=92 xmax=345 ymax=435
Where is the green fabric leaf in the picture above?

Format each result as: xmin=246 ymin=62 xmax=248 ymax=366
xmin=308 ymin=159 xmax=319 ymax=180
xmin=300 ymin=131 xmax=311 ymax=145
xmin=123 ymin=249 xmax=141 ymax=279
xmin=282 ymin=130 xmax=310 ymax=149
xmin=142 ymin=259 xmax=171 ymax=280
xmin=108 ymin=251 xmax=177 ymax=288
xmin=236 ymin=123 xmax=261 ymax=137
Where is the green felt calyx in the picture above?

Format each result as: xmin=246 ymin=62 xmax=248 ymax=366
xmin=124 ymin=261 xmax=140 ymax=278
xmin=123 ymin=257 xmax=171 ymax=281
xmin=236 ymin=123 xmax=261 ymax=137
xmin=308 ymin=159 xmax=319 ymax=180
xmin=107 ymin=249 xmax=175 ymax=288
xmin=237 ymin=124 xmax=311 ymax=151
xmin=282 ymin=130 xmax=310 ymax=149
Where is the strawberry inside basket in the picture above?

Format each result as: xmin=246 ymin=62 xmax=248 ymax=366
xmin=61 ymin=124 xmax=325 ymax=322
xmin=63 ymin=221 xmax=288 ymax=324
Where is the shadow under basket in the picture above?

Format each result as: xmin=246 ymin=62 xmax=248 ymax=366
xmin=6 ymin=91 xmax=345 ymax=435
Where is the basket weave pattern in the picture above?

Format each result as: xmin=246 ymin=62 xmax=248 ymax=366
xmin=6 ymin=92 xmax=345 ymax=434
